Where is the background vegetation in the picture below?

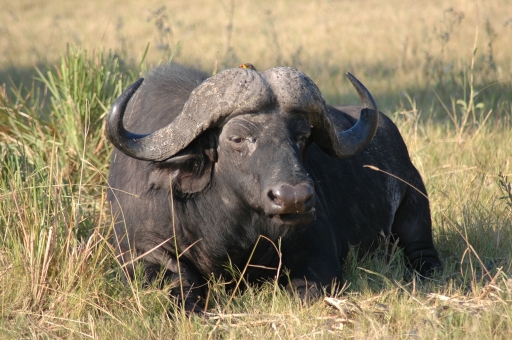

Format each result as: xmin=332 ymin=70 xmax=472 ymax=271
xmin=1 ymin=0 xmax=511 ymax=338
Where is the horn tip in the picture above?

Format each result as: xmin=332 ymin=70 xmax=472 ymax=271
xmin=344 ymin=72 xmax=376 ymax=112
xmin=345 ymin=72 xmax=360 ymax=87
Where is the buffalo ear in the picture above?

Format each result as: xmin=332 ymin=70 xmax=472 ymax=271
xmin=148 ymin=134 xmax=217 ymax=195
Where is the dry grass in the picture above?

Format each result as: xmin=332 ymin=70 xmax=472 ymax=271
xmin=2 ymin=0 xmax=511 ymax=97
xmin=2 ymin=1 xmax=510 ymax=63
xmin=1 ymin=0 xmax=512 ymax=338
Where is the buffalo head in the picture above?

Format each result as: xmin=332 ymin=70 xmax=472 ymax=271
xmin=106 ymin=67 xmax=378 ymax=227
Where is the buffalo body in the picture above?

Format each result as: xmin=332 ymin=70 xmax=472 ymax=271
xmin=107 ymin=63 xmax=441 ymax=309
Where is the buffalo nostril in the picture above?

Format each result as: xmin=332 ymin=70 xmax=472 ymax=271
xmin=268 ymin=190 xmax=280 ymax=203
xmin=268 ymin=185 xmax=292 ymax=206
xmin=267 ymin=183 xmax=314 ymax=214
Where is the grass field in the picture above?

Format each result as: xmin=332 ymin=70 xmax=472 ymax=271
xmin=1 ymin=0 xmax=511 ymax=338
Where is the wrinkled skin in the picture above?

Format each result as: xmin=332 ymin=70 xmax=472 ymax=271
xmin=108 ymin=64 xmax=441 ymax=310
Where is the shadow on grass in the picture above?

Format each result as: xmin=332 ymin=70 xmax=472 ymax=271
xmin=0 ymin=64 xmax=46 ymax=89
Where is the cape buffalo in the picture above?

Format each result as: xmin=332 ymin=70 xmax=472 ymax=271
xmin=106 ymin=63 xmax=441 ymax=309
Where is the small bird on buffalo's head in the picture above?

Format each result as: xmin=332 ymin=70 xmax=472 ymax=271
xmin=239 ymin=63 xmax=257 ymax=71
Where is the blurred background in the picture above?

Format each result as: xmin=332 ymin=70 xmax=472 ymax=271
xmin=1 ymin=0 xmax=511 ymax=112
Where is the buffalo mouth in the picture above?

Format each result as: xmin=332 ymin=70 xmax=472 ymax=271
xmin=273 ymin=208 xmax=316 ymax=226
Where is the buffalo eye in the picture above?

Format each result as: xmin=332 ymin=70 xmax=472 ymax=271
xmin=229 ymin=136 xmax=256 ymax=145
xmin=228 ymin=135 xmax=256 ymax=152
xmin=229 ymin=136 xmax=245 ymax=144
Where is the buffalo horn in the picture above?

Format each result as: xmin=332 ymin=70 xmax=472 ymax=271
xmin=106 ymin=67 xmax=270 ymax=161
xmin=106 ymin=67 xmax=378 ymax=162
xmin=328 ymin=72 xmax=379 ymax=158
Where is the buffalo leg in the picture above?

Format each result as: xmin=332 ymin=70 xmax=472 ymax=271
xmin=391 ymin=185 xmax=442 ymax=277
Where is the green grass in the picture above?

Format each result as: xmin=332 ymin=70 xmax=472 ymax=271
xmin=1 ymin=0 xmax=512 ymax=338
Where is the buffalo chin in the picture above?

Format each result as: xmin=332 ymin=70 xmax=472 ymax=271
xmin=272 ymin=209 xmax=316 ymax=226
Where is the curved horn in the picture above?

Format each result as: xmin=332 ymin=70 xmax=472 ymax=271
xmin=309 ymin=72 xmax=379 ymax=158
xmin=333 ymin=72 xmax=379 ymax=157
xmin=106 ymin=68 xmax=271 ymax=161
xmin=106 ymin=78 xmax=145 ymax=159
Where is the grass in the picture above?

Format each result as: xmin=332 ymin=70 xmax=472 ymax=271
xmin=2 ymin=0 xmax=512 ymax=106
xmin=1 ymin=0 xmax=512 ymax=338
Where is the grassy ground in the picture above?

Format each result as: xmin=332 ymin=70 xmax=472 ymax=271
xmin=1 ymin=0 xmax=511 ymax=338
